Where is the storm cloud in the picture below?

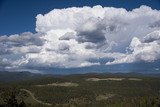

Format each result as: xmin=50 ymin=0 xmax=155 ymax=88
xmin=1 ymin=5 xmax=160 ymax=71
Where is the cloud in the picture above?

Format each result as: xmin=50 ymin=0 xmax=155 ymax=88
xmin=143 ymin=30 xmax=160 ymax=42
xmin=106 ymin=30 xmax=160 ymax=65
xmin=0 ymin=32 xmax=44 ymax=47
xmin=0 ymin=32 xmax=44 ymax=55
xmin=1 ymin=5 xmax=160 ymax=71
xmin=59 ymin=32 xmax=76 ymax=40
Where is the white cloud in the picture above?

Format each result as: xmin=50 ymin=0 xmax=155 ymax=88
xmin=106 ymin=30 xmax=160 ymax=65
xmin=143 ymin=30 xmax=160 ymax=42
xmin=1 ymin=5 xmax=160 ymax=70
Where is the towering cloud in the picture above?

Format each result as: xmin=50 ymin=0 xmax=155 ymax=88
xmin=0 ymin=5 xmax=160 ymax=71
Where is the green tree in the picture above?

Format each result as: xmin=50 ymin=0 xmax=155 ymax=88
xmin=1 ymin=87 xmax=27 ymax=107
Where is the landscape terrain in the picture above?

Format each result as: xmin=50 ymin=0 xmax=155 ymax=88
xmin=1 ymin=0 xmax=160 ymax=107
xmin=0 ymin=71 xmax=160 ymax=107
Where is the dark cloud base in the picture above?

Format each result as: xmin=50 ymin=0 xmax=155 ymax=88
xmin=22 ymin=60 xmax=160 ymax=75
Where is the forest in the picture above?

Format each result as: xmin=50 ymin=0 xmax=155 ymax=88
xmin=0 ymin=72 xmax=160 ymax=107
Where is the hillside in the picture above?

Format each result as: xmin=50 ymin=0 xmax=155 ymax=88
xmin=0 ymin=71 xmax=45 ymax=83
xmin=0 ymin=72 xmax=160 ymax=107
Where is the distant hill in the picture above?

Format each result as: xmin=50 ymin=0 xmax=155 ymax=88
xmin=31 ymin=60 xmax=160 ymax=75
xmin=1 ymin=71 xmax=160 ymax=84
xmin=0 ymin=71 xmax=46 ymax=83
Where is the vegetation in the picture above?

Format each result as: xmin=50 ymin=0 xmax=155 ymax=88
xmin=0 ymin=72 xmax=160 ymax=107
xmin=0 ymin=87 xmax=27 ymax=107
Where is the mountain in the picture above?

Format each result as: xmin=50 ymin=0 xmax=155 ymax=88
xmin=0 ymin=71 xmax=45 ymax=83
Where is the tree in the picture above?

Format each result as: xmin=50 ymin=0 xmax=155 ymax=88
xmin=1 ymin=87 xmax=27 ymax=107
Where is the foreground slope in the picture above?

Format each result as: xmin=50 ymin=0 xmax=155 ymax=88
xmin=0 ymin=72 xmax=160 ymax=107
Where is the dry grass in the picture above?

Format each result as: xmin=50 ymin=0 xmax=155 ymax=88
xmin=86 ymin=77 xmax=142 ymax=81
xmin=128 ymin=78 xmax=142 ymax=81
xmin=35 ymin=82 xmax=79 ymax=87
xmin=96 ymin=93 xmax=114 ymax=101
xmin=86 ymin=78 xmax=125 ymax=81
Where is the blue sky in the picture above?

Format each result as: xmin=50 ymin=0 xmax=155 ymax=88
xmin=0 ymin=0 xmax=160 ymax=35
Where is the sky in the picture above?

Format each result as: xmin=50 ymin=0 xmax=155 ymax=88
xmin=0 ymin=0 xmax=160 ymax=74
xmin=0 ymin=0 xmax=160 ymax=35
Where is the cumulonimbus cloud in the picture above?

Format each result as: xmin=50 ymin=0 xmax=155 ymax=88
xmin=0 ymin=5 xmax=160 ymax=71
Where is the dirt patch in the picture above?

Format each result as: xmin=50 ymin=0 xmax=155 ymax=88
xmin=128 ymin=78 xmax=142 ymax=81
xmin=96 ymin=93 xmax=114 ymax=101
xmin=68 ymin=97 xmax=91 ymax=106
xmin=35 ymin=82 xmax=79 ymax=87
xmin=86 ymin=78 xmax=125 ymax=81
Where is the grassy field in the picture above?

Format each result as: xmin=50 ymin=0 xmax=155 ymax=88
xmin=0 ymin=72 xmax=160 ymax=107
